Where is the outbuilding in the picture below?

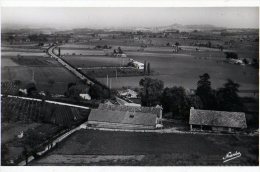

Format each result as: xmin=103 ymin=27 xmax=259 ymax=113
xmin=189 ymin=107 xmax=247 ymax=132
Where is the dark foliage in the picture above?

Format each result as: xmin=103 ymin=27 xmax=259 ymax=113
xmin=216 ymin=79 xmax=244 ymax=112
xmin=26 ymin=82 xmax=38 ymax=96
xmin=225 ymin=52 xmax=238 ymax=59
xmin=196 ymin=73 xmax=217 ymax=110
xmin=89 ymin=84 xmax=110 ymax=100
xmin=139 ymin=77 xmax=164 ymax=106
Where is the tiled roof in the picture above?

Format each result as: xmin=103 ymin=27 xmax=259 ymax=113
xmin=98 ymin=103 xmax=161 ymax=117
xmin=189 ymin=109 xmax=247 ymax=128
xmin=88 ymin=109 xmax=157 ymax=126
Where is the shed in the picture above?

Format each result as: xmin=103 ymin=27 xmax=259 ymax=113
xmin=189 ymin=107 xmax=247 ymax=132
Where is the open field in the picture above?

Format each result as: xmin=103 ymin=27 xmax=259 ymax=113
xmin=1 ymin=46 xmax=83 ymax=94
xmin=1 ymin=66 xmax=81 ymax=94
xmin=57 ymin=49 xmax=106 ymax=56
xmin=80 ymin=67 xmax=144 ymax=78
xmin=96 ymin=54 xmax=258 ymax=90
xmin=1 ymin=52 xmax=47 ymax=57
xmin=62 ymin=55 xmax=127 ymax=68
xmin=2 ymin=56 xmax=60 ymax=67
xmin=2 ymin=47 xmax=45 ymax=52
xmin=59 ymin=42 xmax=258 ymax=91
xmin=31 ymin=129 xmax=259 ymax=166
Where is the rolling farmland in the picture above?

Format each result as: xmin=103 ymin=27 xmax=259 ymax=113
xmin=57 ymin=42 xmax=258 ymax=91
xmin=1 ymin=45 xmax=84 ymax=94
xmin=1 ymin=96 xmax=90 ymax=127
xmin=1 ymin=96 xmax=90 ymax=165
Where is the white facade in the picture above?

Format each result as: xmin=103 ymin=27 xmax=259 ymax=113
xmin=130 ymin=59 xmax=144 ymax=69
xmin=79 ymin=93 xmax=91 ymax=100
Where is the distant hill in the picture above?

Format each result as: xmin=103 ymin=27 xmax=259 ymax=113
xmin=1 ymin=24 xmax=57 ymax=34
xmin=154 ymin=23 xmax=226 ymax=32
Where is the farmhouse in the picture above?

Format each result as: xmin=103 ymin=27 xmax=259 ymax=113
xmin=189 ymin=107 xmax=247 ymax=132
xmin=129 ymin=59 xmax=144 ymax=69
xmin=87 ymin=103 xmax=162 ymax=129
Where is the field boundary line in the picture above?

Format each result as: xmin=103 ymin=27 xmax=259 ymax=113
xmin=2 ymin=94 xmax=90 ymax=110
xmin=84 ymin=125 xmax=258 ymax=137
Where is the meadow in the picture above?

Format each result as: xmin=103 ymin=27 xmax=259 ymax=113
xmin=1 ymin=46 xmax=83 ymax=94
xmin=31 ymin=129 xmax=259 ymax=166
xmin=58 ymin=42 xmax=258 ymax=91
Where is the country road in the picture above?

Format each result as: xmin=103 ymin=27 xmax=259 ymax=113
xmin=47 ymin=45 xmax=94 ymax=85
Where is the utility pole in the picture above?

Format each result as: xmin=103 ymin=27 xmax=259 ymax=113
xmin=144 ymin=60 xmax=147 ymax=75
xmin=115 ymin=68 xmax=117 ymax=80
xmin=147 ymin=62 xmax=151 ymax=75
xmin=109 ymin=78 xmax=111 ymax=89
xmin=107 ymin=75 xmax=109 ymax=87
xmin=31 ymin=70 xmax=35 ymax=83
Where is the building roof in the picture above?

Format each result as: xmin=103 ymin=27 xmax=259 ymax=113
xmin=115 ymin=97 xmax=141 ymax=107
xmin=88 ymin=109 xmax=157 ymax=126
xmin=133 ymin=61 xmax=144 ymax=65
xmin=189 ymin=108 xmax=247 ymax=128
xmin=98 ymin=103 xmax=161 ymax=117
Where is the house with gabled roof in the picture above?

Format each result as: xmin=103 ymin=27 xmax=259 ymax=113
xmin=87 ymin=103 xmax=163 ymax=130
xmin=189 ymin=107 xmax=247 ymax=133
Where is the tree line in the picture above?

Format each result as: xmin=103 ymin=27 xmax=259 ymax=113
xmin=138 ymin=73 xmax=245 ymax=121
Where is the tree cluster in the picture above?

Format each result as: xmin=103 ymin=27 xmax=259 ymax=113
xmin=28 ymin=34 xmax=48 ymax=42
xmin=138 ymin=74 xmax=244 ymax=121
xmin=113 ymin=47 xmax=124 ymax=54
xmin=89 ymin=83 xmax=110 ymax=100
xmin=225 ymin=52 xmax=238 ymax=59
xmin=195 ymin=73 xmax=244 ymax=112
xmin=139 ymin=77 xmax=164 ymax=106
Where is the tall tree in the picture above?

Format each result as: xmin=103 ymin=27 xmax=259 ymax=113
xmin=139 ymin=77 xmax=164 ymax=106
xmin=118 ymin=47 xmax=123 ymax=54
xmin=196 ymin=73 xmax=217 ymax=110
xmin=147 ymin=62 xmax=151 ymax=75
xmin=175 ymin=42 xmax=180 ymax=53
xmin=161 ymin=86 xmax=190 ymax=119
xmin=143 ymin=60 xmax=147 ymax=75
xmin=187 ymin=95 xmax=204 ymax=110
xmin=216 ymin=79 xmax=244 ymax=111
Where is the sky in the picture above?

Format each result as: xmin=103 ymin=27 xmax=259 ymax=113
xmin=1 ymin=7 xmax=259 ymax=30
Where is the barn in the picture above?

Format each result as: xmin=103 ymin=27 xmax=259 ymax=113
xmin=189 ymin=107 xmax=247 ymax=132
xmin=87 ymin=103 xmax=162 ymax=130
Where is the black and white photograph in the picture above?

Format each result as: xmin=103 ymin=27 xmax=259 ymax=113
xmin=0 ymin=1 xmax=259 ymax=167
